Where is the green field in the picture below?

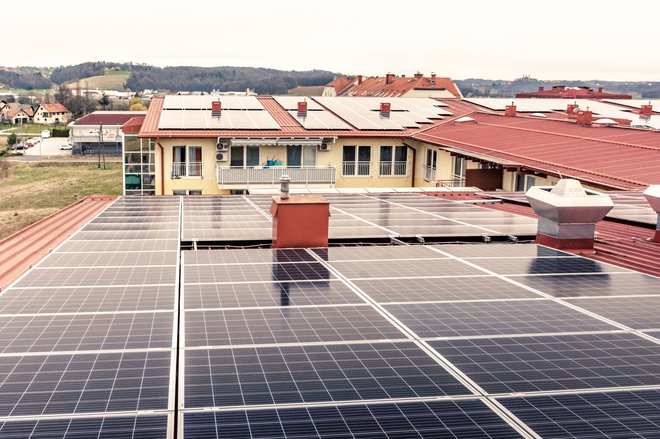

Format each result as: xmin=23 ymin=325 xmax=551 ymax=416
xmin=0 ymin=123 xmax=62 ymax=136
xmin=67 ymin=71 xmax=131 ymax=91
xmin=0 ymin=161 xmax=122 ymax=239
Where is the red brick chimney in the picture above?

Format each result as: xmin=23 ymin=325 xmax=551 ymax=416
xmin=597 ymin=86 xmax=603 ymax=93
xmin=297 ymin=101 xmax=308 ymax=118
xmin=414 ymin=72 xmax=423 ymax=79
xmin=385 ymin=73 xmax=395 ymax=85
xmin=357 ymin=75 xmax=363 ymax=84
xmin=567 ymin=103 xmax=579 ymax=119
xmin=640 ymin=104 xmax=653 ymax=116
xmin=380 ymin=102 xmax=391 ymax=118
xmin=538 ymin=86 xmax=544 ymax=92
xmin=211 ymin=100 xmax=222 ymax=117
xmin=505 ymin=103 xmax=517 ymax=117
xmin=577 ymin=110 xmax=593 ymax=125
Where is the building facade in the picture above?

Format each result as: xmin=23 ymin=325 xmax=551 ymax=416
xmin=33 ymin=103 xmax=72 ymax=124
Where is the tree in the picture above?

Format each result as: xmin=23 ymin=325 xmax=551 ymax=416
xmin=98 ymin=93 xmax=110 ymax=110
xmin=7 ymin=133 xmax=17 ymax=147
xmin=128 ymin=97 xmax=146 ymax=111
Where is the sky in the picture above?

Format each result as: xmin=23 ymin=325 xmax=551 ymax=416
xmin=3 ymin=0 xmax=658 ymax=81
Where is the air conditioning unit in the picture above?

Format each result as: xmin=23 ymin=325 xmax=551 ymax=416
xmin=216 ymin=141 xmax=229 ymax=152
xmin=216 ymin=152 xmax=228 ymax=162
xmin=318 ymin=143 xmax=331 ymax=152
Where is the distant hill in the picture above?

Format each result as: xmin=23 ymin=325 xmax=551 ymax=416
xmin=65 ymin=71 xmax=131 ymax=91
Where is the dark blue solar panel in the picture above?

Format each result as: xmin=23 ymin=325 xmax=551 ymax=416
xmin=184 ymin=262 xmax=333 ymax=283
xmin=505 ymin=273 xmax=660 ymax=298
xmin=185 ymin=248 xmax=316 ymax=264
xmin=183 ymin=399 xmax=520 ymax=438
xmin=471 ymin=257 xmax=625 ymax=275
xmin=501 ymin=390 xmax=660 ymax=438
xmin=430 ymin=333 xmax=660 ymax=394
xmin=184 ymin=342 xmax=471 ymax=408
xmin=0 ymin=415 xmax=169 ymax=438
xmin=564 ymin=296 xmax=660 ymax=329
xmin=384 ymin=300 xmax=616 ymax=338
xmin=433 ymin=244 xmax=575 ymax=258
xmin=328 ymin=258 xmax=482 ymax=279
xmin=0 ymin=351 xmax=171 ymax=416
xmin=185 ymin=306 xmax=404 ymax=347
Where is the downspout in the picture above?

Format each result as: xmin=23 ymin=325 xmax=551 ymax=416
xmin=156 ymin=138 xmax=165 ymax=196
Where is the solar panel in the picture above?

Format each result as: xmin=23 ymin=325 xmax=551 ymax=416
xmin=564 ymin=296 xmax=660 ymax=330
xmin=272 ymin=96 xmax=324 ymax=110
xmin=0 ymin=415 xmax=170 ymax=439
xmin=287 ymin=110 xmax=352 ymax=129
xmin=505 ymin=272 xmax=660 ymax=297
xmin=430 ymin=333 xmax=660 ymax=394
xmin=472 ymin=257 xmax=629 ymax=275
xmin=162 ymin=95 xmax=263 ymax=110
xmin=184 ymin=342 xmax=471 ymax=408
xmin=158 ymin=108 xmax=281 ymax=130
xmin=183 ymin=399 xmax=519 ymax=438
xmin=184 ymin=261 xmax=333 ymax=283
xmin=184 ymin=306 xmax=407 ymax=347
xmin=500 ymin=390 xmax=660 ymax=439
xmin=327 ymin=258 xmax=484 ymax=279
xmin=384 ymin=300 xmax=617 ymax=338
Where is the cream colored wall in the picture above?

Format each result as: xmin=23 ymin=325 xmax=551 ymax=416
xmin=34 ymin=108 xmax=72 ymax=124
xmin=158 ymin=137 xmax=225 ymax=195
xmin=501 ymin=170 xmax=559 ymax=191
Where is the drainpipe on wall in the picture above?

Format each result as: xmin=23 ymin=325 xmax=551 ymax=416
xmin=156 ymin=138 xmax=165 ymax=196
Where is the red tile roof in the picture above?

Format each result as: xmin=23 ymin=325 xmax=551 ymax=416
xmin=74 ymin=112 xmax=147 ymax=126
xmin=413 ymin=113 xmax=660 ymax=190
xmin=330 ymin=75 xmax=462 ymax=98
xmin=121 ymin=115 xmax=146 ymax=134
xmin=516 ymin=86 xmax=631 ymax=100
xmin=39 ymin=103 xmax=70 ymax=113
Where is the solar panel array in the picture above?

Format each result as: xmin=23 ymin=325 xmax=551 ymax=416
xmin=178 ymin=242 xmax=660 ymax=437
xmin=4 ymin=194 xmax=660 ymax=437
xmin=182 ymin=193 xmax=537 ymax=243
xmin=0 ymin=197 xmax=180 ymax=437
xmin=314 ymin=97 xmax=452 ymax=130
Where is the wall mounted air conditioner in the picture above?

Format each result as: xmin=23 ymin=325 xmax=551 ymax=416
xmin=216 ymin=141 xmax=229 ymax=152
xmin=318 ymin=143 xmax=331 ymax=152
xmin=216 ymin=152 xmax=228 ymax=162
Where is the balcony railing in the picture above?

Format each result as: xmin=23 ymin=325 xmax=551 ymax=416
xmin=217 ymin=166 xmax=336 ymax=187
xmin=342 ymin=161 xmax=372 ymax=176
xmin=424 ymin=165 xmax=436 ymax=182
xmin=379 ymin=161 xmax=408 ymax=176
xmin=437 ymin=179 xmax=467 ymax=187
xmin=171 ymin=161 xmax=202 ymax=178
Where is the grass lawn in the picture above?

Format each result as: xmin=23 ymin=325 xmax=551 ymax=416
xmin=0 ymin=123 xmax=64 ymax=136
xmin=0 ymin=161 xmax=122 ymax=239
xmin=67 ymin=71 xmax=130 ymax=91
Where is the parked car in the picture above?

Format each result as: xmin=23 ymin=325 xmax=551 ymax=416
xmin=59 ymin=144 xmax=73 ymax=150
xmin=11 ymin=144 xmax=25 ymax=150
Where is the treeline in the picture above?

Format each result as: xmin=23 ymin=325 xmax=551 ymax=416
xmin=50 ymin=62 xmax=150 ymax=84
xmin=0 ymin=70 xmax=50 ymax=90
xmin=125 ymin=66 xmax=335 ymax=94
xmin=456 ymin=77 xmax=660 ymax=99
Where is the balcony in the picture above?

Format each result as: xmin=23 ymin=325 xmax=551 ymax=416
xmin=423 ymin=165 xmax=436 ymax=182
xmin=217 ymin=166 xmax=336 ymax=188
xmin=171 ymin=162 xmax=202 ymax=178
xmin=379 ymin=161 xmax=408 ymax=176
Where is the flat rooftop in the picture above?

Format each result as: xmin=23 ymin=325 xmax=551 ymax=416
xmin=0 ymin=195 xmax=659 ymax=438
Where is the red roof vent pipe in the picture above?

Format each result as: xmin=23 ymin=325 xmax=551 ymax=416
xmin=297 ymin=101 xmax=308 ymax=118
xmin=414 ymin=72 xmax=423 ymax=80
xmin=538 ymin=86 xmax=544 ymax=92
xmin=567 ymin=103 xmax=579 ymax=119
xmin=505 ymin=103 xmax=517 ymax=117
xmin=577 ymin=110 xmax=593 ymax=126
xmin=385 ymin=73 xmax=395 ymax=85
xmin=640 ymin=103 xmax=653 ymax=116
xmin=357 ymin=75 xmax=363 ymax=85
xmin=380 ymin=102 xmax=391 ymax=118
xmin=211 ymin=100 xmax=222 ymax=117
xmin=597 ymin=86 xmax=603 ymax=93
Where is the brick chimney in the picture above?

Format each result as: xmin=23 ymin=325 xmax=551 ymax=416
xmin=566 ymin=103 xmax=579 ymax=119
xmin=597 ymin=86 xmax=603 ymax=93
xmin=576 ymin=110 xmax=593 ymax=125
xmin=385 ymin=73 xmax=395 ymax=85
xmin=380 ymin=102 xmax=391 ymax=118
xmin=505 ymin=103 xmax=517 ymax=117
xmin=640 ymin=103 xmax=653 ymax=116
xmin=538 ymin=86 xmax=544 ymax=92
xmin=297 ymin=101 xmax=308 ymax=118
xmin=270 ymin=194 xmax=330 ymax=248
xmin=357 ymin=75 xmax=363 ymax=85
xmin=414 ymin=72 xmax=423 ymax=79
xmin=211 ymin=100 xmax=222 ymax=117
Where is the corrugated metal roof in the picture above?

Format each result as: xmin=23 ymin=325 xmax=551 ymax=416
xmin=413 ymin=113 xmax=660 ymax=190
xmin=73 ymin=111 xmax=147 ymax=126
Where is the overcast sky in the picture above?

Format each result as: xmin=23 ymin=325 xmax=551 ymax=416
xmin=4 ymin=0 xmax=658 ymax=81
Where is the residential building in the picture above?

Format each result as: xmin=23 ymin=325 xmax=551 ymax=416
xmin=68 ymin=111 xmax=146 ymax=156
xmin=516 ymin=85 xmax=632 ymax=99
xmin=32 ymin=103 xmax=72 ymax=124
xmin=0 ymin=102 xmax=34 ymax=124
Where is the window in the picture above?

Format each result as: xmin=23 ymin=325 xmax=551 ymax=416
xmin=172 ymin=145 xmax=202 ymax=178
xmin=515 ymin=174 xmax=537 ymax=191
xmin=424 ymin=148 xmax=437 ymax=181
xmin=452 ymin=156 xmax=466 ymax=180
xmin=343 ymin=145 xmax=371 ymax=176
xmin=379 ymin=146 xmax=407 ymax=176
xmin=173 ymin=189 xmax=202 ymax=195
xmin=123 ymin=136 xmax=156 ymax=196
xmin=286 ymin=145 xmax=316 ymax=168
xmin=230 ymin=146 xmax=260 ymax=168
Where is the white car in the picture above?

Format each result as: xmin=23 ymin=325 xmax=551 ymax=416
xmin=59 ymin=144 xmax=73 ymax=150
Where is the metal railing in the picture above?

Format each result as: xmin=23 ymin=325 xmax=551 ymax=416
xmin=437 ymin=178 xmax=467 ymax=187
xmin=379 ymin=161 xmax=408 ymax=176
xmin=217 ymin=166 xmax=336 ymax=187
xmin=342 ymin=161 xmax=371 ymax=176
xmin=171 ymin=161 xmax=202 ymax=178
xmin=424 ymin=165 xmax=436 ymax=182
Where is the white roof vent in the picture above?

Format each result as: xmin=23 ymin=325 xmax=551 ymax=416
xmin=455 ymin=116 xmax=475 ymax=123
xmin=525 ymin=179 xmax=614 ymax=251
xmin=593 ymin=118 xmax=617 ymax=125
xmin=529 ymin=112 xmax=548 ymax=118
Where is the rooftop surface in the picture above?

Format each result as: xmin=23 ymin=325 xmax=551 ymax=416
xmin=1 ymin=194 xmax=659 ymax=437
